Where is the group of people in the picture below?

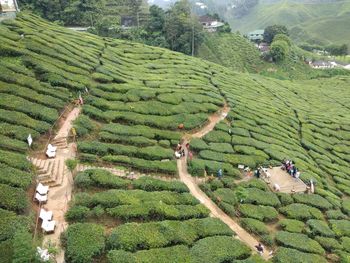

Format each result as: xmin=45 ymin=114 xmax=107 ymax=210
xmin=175 ymin=143 xmax=192 ymax=159
xmin=282 ymin=159 xmax=300 ymax=180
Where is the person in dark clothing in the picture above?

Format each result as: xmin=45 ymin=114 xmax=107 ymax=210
xmin=255 ymin=243 xmax=264 ymax=256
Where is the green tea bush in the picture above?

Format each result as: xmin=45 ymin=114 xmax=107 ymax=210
xmin=107 ymin=218 xmax=232 ymax=251
xmin=0 ymin=208 xmax=19 ymax=241
xmin=238 ymin=204 xmax=278 ymax=222
xmin=275 ymin=231 xmax=325 ymax=255
xmin=0 ymin=150 xmax=31 ymax=171
xmin=273 ymin=247 xmax=327 ymax=263
xmin=87 ymin=169 xmax=130 ymax=189
xmin=213 ymin=188 xmax=237 ymax=205
xmin=0 ymin=135 xmax=28 ymax=153
xmin=239 ymin=179 xmax=269 ymax=191
xmin=329 ymin=220 xmax=350 ymax=237
xmin=342 ymin=199 xmax=350 ymax=216
xmin=292 ymin=194 xmax=333 ymax=210
xmin=0 ymin=239 xmax=13 ymax=263
xmin=73 ymin=115 xmax=98 ymax=137
xmin=0 ymin=184 xmax=28 ymax=212
xmin=0 ymin=123 xmax=39 ymax=141
xmin=341 ymin=237 xmax=350 ymax=252
xmin=243 ymin=188 xmax=281 ymax=207
xmin=107 ymin=203 xmax=209 ymax=221
xmin=108 ymin=245 xmax=191 ymax=263
xmin=306 ymin=219 xmax=335 ymax=237
xmin=276 ymin=193 xmax=294 ymax=206
xmin=64 ymin=223 xmax=105 ymax=263
xmin=0 ymin=164 xmax=33 ymax=189
xmin=314 ymin=236 xmax=342 ymax=252
xmin=278 ymin=219 xmax=305 ymax=233
xmin=190 ymin=138 xmax=209 ymax=152
xmin=326 ymin=209 xmax=347 ymax=220
xmin=240 ymin=218 xmax=269 ymax=235
xmin=132 ymin=177 xmax=188 ymax=193
xmin=190 ymin=236 xmax=251 ymax=262
xmin=65 ymin=206 xmax=91 ymax=222
xmin=279 ymin=203 xmax=323 ymax=220
xmin=209 ymin=143 xmax=234 ymax=153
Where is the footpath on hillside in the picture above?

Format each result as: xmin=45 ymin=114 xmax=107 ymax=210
xmin=32 ymin=107 xmax=80 ymax=263
xmin=177 ymin=106 xmax=271 ymax=260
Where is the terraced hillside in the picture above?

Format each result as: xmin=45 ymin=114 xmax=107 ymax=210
xmin=0 ymin=12 xmax=349 ymax=263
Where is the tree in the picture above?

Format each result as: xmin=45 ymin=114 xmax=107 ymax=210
xmin=164 ymin=0 xmax=203 ymax=55
xmin=235 ymin=187 xmax=248 ymax=204
xmin=270 ymin=40 xmax=289 ymax=62
xmin=273 ymin=34 xmax=291 ymax=47
xmin=264 ymin=24 xmax=288 ymax=44
xmin=326 ymin=44 xmax=348 ymax=56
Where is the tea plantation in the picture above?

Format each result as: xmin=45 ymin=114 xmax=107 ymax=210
xmin=0 ymin=11 xmax=349 ymax=263
xmin=64 ymin=169 xmax=258 ymax=262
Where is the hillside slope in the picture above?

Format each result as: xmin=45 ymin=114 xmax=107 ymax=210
xmin=0 ymin=12 xmax=349 ymax=262
xmin=225 ymin=0 xmax=350 ymax=48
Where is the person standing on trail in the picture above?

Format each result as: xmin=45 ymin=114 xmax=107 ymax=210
xmin=217 ymin=168 xmax=223 ymax=179
xmin=255 ymin=243 xmax=264 ymax=256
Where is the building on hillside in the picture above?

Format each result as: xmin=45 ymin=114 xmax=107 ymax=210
xmin=0 ymin=0 xmax=19 ymax=20
xmin=199 ymin=15 xmax=224 ymax=33
xmin=309 ymin=60 xmax=335 ymax=69
xmin=257 ymin=42 xmax=269 ymax=53
xmin=248 ymin=29 xmax=264 ymax=42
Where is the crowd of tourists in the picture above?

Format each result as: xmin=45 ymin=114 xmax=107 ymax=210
xmin=282 ymin=159 xmax=300 ymax=180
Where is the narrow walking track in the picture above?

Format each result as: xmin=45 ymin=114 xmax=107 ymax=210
xmin=31 ymin=107 xmax=81 ymax=263
xmin=177 ymin=107 xmax=271 ymax=260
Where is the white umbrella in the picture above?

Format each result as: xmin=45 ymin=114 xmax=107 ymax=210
xmin=39 ymin=209 xmax=53 ymax=221
xmin=35 ymin=193 xmax=47 ymax=203
xmin=27 ymin=134 xmax=33 ymax=146
xmin=36 ymin=183 xmax=49 ymax=195
xmin=41 ymin=220 xmax=56 ymax=233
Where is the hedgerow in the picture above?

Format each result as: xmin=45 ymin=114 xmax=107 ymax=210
xmin=0 ymin=164 xmax=33 ymax=189
xmin=0 ymin=135 xmax=28 ymax=153
xmin=326 ymin=209 xmax=347 ymax=220
xmin=107 ymin=203 xmax=209 ymax=221
xmin=64 ymin=223 xmax=105 ymax=263
xmin=0 ymin=208 xmax=20 ymax=241
xmin=278 ymin=219 xmax=305 ymax=233
xmin=342 ymin=199 xmax=350 ymax=216
xmin=306 ymin=219 xmax=335 ymax=237
xmin=314 ymin=236 xmax=342 ymax=252
xmin=107 ymin=245 xmax=191 ymax=263
xmin=279 ymin=203 xmax=323 ymax=220
xmin=240 ymin=218 xmax=269 ymax=236
xmin=292 ymin=194 xmax=333 ymax=210
xmin=212 ymin=188 xmax=237 ymax=205
xmin=238 ymin=204 xmax=278 ymax=222
xmin=132 ymin=177 xmax=188 ymax=193
xmin=275 ymin=231 xmax=325 ymax=255
xmin=329 ymin=220 xmax=350 ymax=237
xmin=341 ymin=237 xmax=350 ymax=253
xmin=107 ymin=218 xmax=232 ymax=251
xmin=0 ymin=184 xmax=28 ymax=212
xmin=0 ymin=150 xmax=31 ymax=171
xmin=273 ymin=247 xmax=327 ymax=263
xmin=190 ymin=236 xmax=251 ymax=262
xmin=0 ymin=123 xmax=39 ymax=141
xmin=243 ymin=188 xmax=281 ymax=207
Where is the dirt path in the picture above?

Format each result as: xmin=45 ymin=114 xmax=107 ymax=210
xmin=41 ymin=107 xmax=80 ymax=263
xmin=177 ymin=107 xmax=271 ymax=260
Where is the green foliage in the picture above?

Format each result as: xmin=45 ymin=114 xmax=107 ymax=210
xmin=270 ymin=40 xmax=289 ymax=62
xmin=306 ymin=219 xmax=335 ymax=237
xmin=190 ymin=236 xmax=251 ymax=262
xmin=293 ymin=194 xmax=333 ymax=210
xmin=243 ymin=188 xmax=281 ymax=207
xmin=329 ymin=220 xmax=350 ymax=237
xmin=12 ymin=228 xmax=36 ymax=263
xmin=132 ymin=176 xmax=189 ymax=193
xmin=73 ymin=115 xmax=98 ymax=137
xmin=107 ymin=218 xmax=233 ymax=251
xmin=65 ymin=223 xmax=105 ymax=263
xmin=240 ymin=218 xmax=269 ymax=235
xmin=75 ymin=169 xmax=130 ymax=189
xmin=341 ymin=237 xmax=350 ymax=253
xmin=239 ymin=204 xmax=278 ymax=222
xmin=264 ymin=25 xmax=289 ymax=44
xmin=273 ymin=247 xmax=327 ymax=263
xmin=279 ymin=203 xmax=323 ymax=220
xmin=326 ymin=209 xmax=347 ymax=220
xmin=0 ymin=184 xmax=28 ymax=212
xmin=0 ymin=164 xmax=33 ymax=189
xmin=0 ymin=208 xmax=21 ymax=241
xmin=65 ymin=159 xmax=78 ymax=173
xmin=314 ymin=236 xmax=342 ymax=252
xmin=275 ymin=231 xmax=325 ymax=255
xmin=342 ymin=199 xmax=350 ymax=216
xmin=278 ymin=219 xmax=305 ymax=233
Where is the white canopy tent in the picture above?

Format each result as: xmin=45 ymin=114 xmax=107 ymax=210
xmin=39 ymin=209 xmax=53 ymax=221
xmin=35 ymin=193 xmax=48 ymax=203
xmin=36 ymin=183 xmax=49 ymax=195
xmin=41 ymin=220 xmax=56 ymax=233
xmin=46 ymin=144 xmax=57 ymax=158
xmin=36 ymin=247 xmax=50 ymax=262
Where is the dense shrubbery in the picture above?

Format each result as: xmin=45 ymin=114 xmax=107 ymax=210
xmin=273 ymin=247 xmax=327 ymax=263
xmin=244 ymin=188 xmax=281 ymax=207
xmin=64 ymin=223 xmax=105 ymax=263
xmin=107 ymin=218 xmax=233 ymax=251
xmin=75 ymin=169 xmax=130 ymax=189
xmin=278 ymin=219 xmax=305 ymax=233
xmin=0 ymin=164 xmax=33 ymax=189
xmin=279 ymin=204 xmax=323 ymax=220
xmin=238 ymin=204 xmax=278 ymax=222
xmin=329 ymin=220 xmax=350 ymax=237
xmin=190 ymin=236 xmax=251 ymax=262
xmin=0 ymin=184 xmax=28 ymax=212
xmin=306 ymin=219 xmax=335 ymax=237
xmin=132 ymin=177 xmax=188 ymax=193
xmin=292 ymin=194 xmax=333 ymax=210
xmin=275 ymin=231 xmax=325 ymax=255
xmin=314 ymin=236 xmax=342 ymax=252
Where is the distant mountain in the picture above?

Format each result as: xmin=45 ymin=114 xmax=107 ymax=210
xmin=204 ymin=0 xmax=350 ymax=49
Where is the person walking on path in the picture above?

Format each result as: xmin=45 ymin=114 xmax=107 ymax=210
xmin=255 ymin=243 xmax=264 ymax=256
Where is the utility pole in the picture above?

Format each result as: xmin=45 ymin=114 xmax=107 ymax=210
xmin=191 ymin=5 xmax=195 ymax=56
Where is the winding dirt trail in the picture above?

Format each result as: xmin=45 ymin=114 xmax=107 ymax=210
xmin=41 ymin=107 xmax=80 ymax=263
xmin=177 ymin=107 xmax=271 ymax=260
